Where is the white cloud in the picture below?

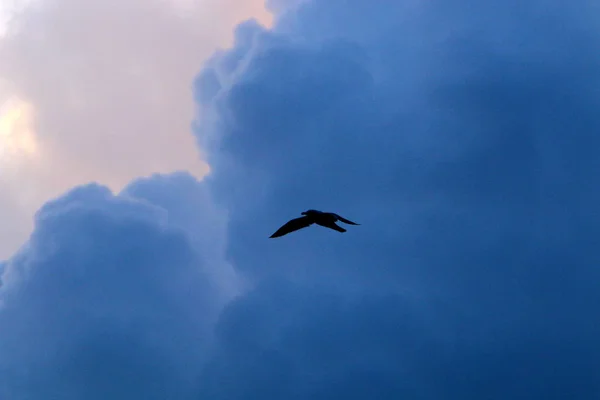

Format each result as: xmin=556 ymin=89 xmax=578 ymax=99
xmin=0 ymin=0 xmax=271 ymax=258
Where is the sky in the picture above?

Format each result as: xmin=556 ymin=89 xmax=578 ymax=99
xmin=1 ymin=0 xmax=600 ymax=399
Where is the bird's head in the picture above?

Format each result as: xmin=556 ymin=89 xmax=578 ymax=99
xmin=301 ymin=209 xmax=318 ymax=216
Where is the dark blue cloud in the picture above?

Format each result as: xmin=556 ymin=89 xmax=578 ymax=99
xmin=0 ymin=175 xmax=228 ymax=400
xmin=121 ymin=172 xmax=241 ymax=300
xmin=193 ymin=0 xmax=600 ymax=398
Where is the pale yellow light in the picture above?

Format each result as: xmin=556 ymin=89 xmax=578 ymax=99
xmin=0 ymin=97 xmax=40 ymax=164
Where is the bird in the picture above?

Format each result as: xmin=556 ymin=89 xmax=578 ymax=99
xmin=269 ymin=209 xmax=359 ymax=238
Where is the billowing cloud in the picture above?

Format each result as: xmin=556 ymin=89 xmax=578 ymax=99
xmin=0 ymin=173 xmax=231 ymax=400
xmin=122 ymin=172 xmax=243 ymax=300
xmin=192 ymin=0 xmax=600 ymax=397
xmin=0 ymin=0 xmax=271 ymax=258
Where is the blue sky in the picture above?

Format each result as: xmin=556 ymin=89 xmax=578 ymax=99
xmin=1 ymin=0 xmax=600 ymax=398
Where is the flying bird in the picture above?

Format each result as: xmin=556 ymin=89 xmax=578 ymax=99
xmin=269 ymin=209 xmax=359 ymax=238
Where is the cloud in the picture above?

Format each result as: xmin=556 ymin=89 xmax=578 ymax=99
xmin=192 ymin=0 xmax=600 ymax=397
xmin=122 ymin=172 xmax=243 ymax=299
xmin=199 ymin=278 xmax=600 ymax=399
xmin=197 ymin=279 xmax=451 ymax=399
xmin=0 ymin=173 xmax=233 ymax=399
xmin=1 ymin=0 xmax=600 ymax=398
xmin=0 ymin=0 xmax=271 ymax=258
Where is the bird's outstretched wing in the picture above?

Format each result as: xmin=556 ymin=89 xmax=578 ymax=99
xmin=334 ymin=214 xmax=359 ymax=225
xmin=323 ymin=222 xmax=346 ymax=233
xmin=269 ymin=216 xmax=313 ymax=238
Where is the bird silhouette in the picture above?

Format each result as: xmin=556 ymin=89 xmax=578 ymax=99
xmin=269 ymin=209 xmax=359 ymax=238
